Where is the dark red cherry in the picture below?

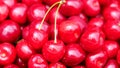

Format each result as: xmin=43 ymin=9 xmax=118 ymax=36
xmin=48 ymin=7 xmax=66 ymax=25
xmin=0 ymin=4 xmax=9 ymax=22
xmin=102 ymin=40 xmax=119 ymax=58
xmin=28 ymin=54 xmax=48 ymax=68
xmin=16 ymin=39 xmax=36 ymax=61
xmin=27 ymin=3 xmax=47 ymax=22
xmin=4 ymin=64 xmax=19 ymax=68
xmin=80 ymin=27 xmax=105 ymax=52
xmin=0 ymin=20 xmax=21 ymax=43
xmin=83 ymin=0 xmax=100 ymax=16
xmin=72 ymin=65 xmax=85 ymax=68
xmin=42 ymin=40 xmax=65 ymax=63
xmin=62 ymin=43 xmax=86 ymax=66
xmin=117 ymin=49 xmax=120 ymax=64
xmin=103 ymin=20 xmax=120 ymax=40
xmin=10 ymin=3 xmax=28 ymax=25
xmin=86 ymin=50 xmax=108 ymax=68
xmin=60 ymin=0 xmax=84 ymax=16
xmin=49 ymin=62 xmax=66 ymax=68
xmin=104 ymin=59 xmax=119 ymax=68
xmin=15 ymin=57 xmax=27 ymax=68
xmin=58 ymin=20 xmax=81 ymax=43
xmin=42 ymin=0 xmax=59 ymax=6
xmin=0 ymin=43 xmax=16 ymax=65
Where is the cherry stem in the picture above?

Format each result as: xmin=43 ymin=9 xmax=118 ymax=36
xmin=54 ymin=1 xmax=64 ymax=43
xmin=38 ymin=1 xmax=60 ymax=30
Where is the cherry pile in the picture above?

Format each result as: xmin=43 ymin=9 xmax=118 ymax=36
xmin=0 ymin=0 xmax=120 ymax=68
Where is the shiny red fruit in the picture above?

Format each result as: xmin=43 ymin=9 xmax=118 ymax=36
xmin=16 ymin=39 xmax=36 ymax=61
xmin=4 ymin=64 xmax=19 ymax=68
xmin=42 ymin=0 xmax=59 ymax=6
xmin=0 ymin=43 xmax=16 ymax=65
xmin=10 ymin=3 xmax=28 ymax=25
xmin=15 ymin=57 xmax=27 ymax=68
xmin=42 ymin=40 xmax=65 ymax=62
xmin=0 ymin=4 xmax=9 ymax=22
xmin=86 ymin=50 xmax=108 ymax=68
xmin=72 ymin=65 xmax=85 ymax=68
xmin=59 ymin=20 xmax=81 ymax=43
xmin=117 ymin=49 xmax=120 ymax=64
xmin=0 ymin=20 xmax=21 ymax=43
xmin=62 ymin=43 xmax=86 ymax=66
xmin=49 ymin=62 xmax=66 ymax=68
xmin=28 ymin=54 xmax=48 ymax=68
xmin=22 ymin=26 xmax=30 ymax=40
xmin=22 ymin=0 xmax=41 ymax=6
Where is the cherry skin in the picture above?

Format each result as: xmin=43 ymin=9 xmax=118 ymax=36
xmin=4 ymin=64 xmax=19 ymax=68
xmin=62 ymin=43 xmax=86 ymax=66
xmin=42 ymin=0 xmax=59 ymax=6
xmin=27 ymin=3 xmax=47 ymax=22
xmin=103 ymin=20 xmax=120 ymax=40
xmin=0 ymin=43 xmax=16 ymax=65
xmin=22 ymin=26 xmax=30 ymax=40
xmin=104 ymin=59 xmax=119 ymax=68
xmin=9 ymin=3 xmax=28 ymax=25
xmin=16 ymin=39 xmax=36 ymax=61
xmin=0 ymin=4 xmax=9 ymax=22
xmin=15 ymin=57 xmax=27 ymax=68
xmin=60 ymin=0 xmax=84 ymax=16
xmin=48 ymin=7 xmax=66 ymax=25
xmin=0 ymin=20 xmax=21 ymax=43
xmin=102 ymin=40 xmax=119 ymax=58
xmin=80 ymin=27 xmax=105 ymax=52
xmin=78 ymin=13 xmax=88 ymax=22
xmin=83 ymin=0 xmax=100 ymax=16
xmin=58 ymin=20 xmax=81 ymax=43
xmin=86 ymin=50 xmax=108 ymax=68
xmin=42 ymin=40 xmax=65 ymax=63
xmin=28 ymin=54 xmax=48 ymax=68
xmin=0 ymin=0 xmax=17 ymax=8
xmin=49 ymin=62 xmax=66 ymax=68
xmin=72 ymin=65 xmax=85 ymax=68
xmin=117 ymin=49 xmax=120 ymax=64
xmin=22 ymin=0 xmax=41 ymax=7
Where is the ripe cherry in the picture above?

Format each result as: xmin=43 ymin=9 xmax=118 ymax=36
xmin=4 ymin=64 xmax=19 ymax=68
xmin=42 ymin=0 xmax=59 ymax=6
xmin=49 ymin=62 xmax=66 ymax=68
xmin=15 ymin=57 xmax=27 ymax=68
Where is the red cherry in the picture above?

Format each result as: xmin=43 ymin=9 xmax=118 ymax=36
xmin=80 ymin=27 xmax=105 ymax=52
xmin=28 ymin=54 xmax=48 ymax=68
xmin=4 ymin=64 xmax=19 ymax=68
xmin=104 ymin=59 xmax=119 ymax=68
xmin=16 ymin=39 xmax=36 ymax=61
xmin=9 ymin=3 xmax=28 ymax=25
xmin=49 ymin=62 xmax=66 ymax=68
xmin=62 ymin=43 xmax=86 ymax=66
xmin=42 ymin=40 xmax=65 ymax=62
xmin=117 ymin=49 xmax=120 ymax=64
xmin=60 ymin=0 xmax=84 ymax=16
xmin=0 ymin=20 xmax=21 ymax=43
xmin=0 ymin=43 xmax=16 ymax=65
xmin=83 ymin=0 xmax=100 ymax=16
xmin=86 ymin=50 xmax=108 ymax=68
xmin=27 ymin=3 xmax=47 ymax=22
xmin=15 ymin=57 xmax=27 ymax=68
xmin=72 ymin=65 xmax=85 ymax=68
xmin=48 ymin=7 xmax=66 ymax=25
xmin=22 ymin=0 xmax=41 ymax=7
xmin=102 ymin=40 xmax=119 ymax=58
xmin=58 ymin=20 xmax=81 ymax=43
xmin=42 ymin=0 xmax=59 ymax=6
xmin=0 ymin=4 xmax=9 ymax=22
xmin=25 ymin=28 xmax=48 ymax=50
xmin=79 ymin=13 xmax=88 ymax=22
xmin=103 ymin=20 xmax=120 ymax=40
xmin=22 ymin=26 xmax=30 ymax=40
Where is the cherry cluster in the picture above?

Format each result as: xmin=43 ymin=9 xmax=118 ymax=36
xmin=0 ymin=0 xmax=120 ymax=68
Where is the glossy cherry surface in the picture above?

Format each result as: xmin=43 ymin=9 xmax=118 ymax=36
xmin=15 ymin=57 xmax=27 ymax=68
xmin=42 ymin=0 xmax=59 ymax=6
xmin=49 ymin=62 xmax=66 ymax=68
xmin=4 ymin=64 xmax=19 ymax=68
xmin=72 ymin=65 xmax=85 ymax=68
xmin=22 ymin=0 xmax=41 ymax=6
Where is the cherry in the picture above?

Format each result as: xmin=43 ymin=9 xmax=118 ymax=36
xmin=104 ymin=59 xmax=119 ymax=68
xmin=60 ymin=0 xmax=84 ymax=16
xmin=27 ymin=3 xmax=47 ymax=22
xmin=28 ymin=54 xmax=48 ymax=68
xmin=22 ymin=26 xmax=30 ymax=40
xmin=0 ymin=43 xmax=16 ymax=65
xmin=102 ymin=40 xmax=119 ymax=58
xmin=15 ymin=57 xmax=27 ymax=68
xmin=42 ymin=0 xmax=59 ymax=6
xmin=80 ymin=27 xmax=105 ymax=52
xmin=86 ymin=50 xmax=108 ymax=68
xmin=9 ymin=3 xmax=28 ymax=25
xmin=42 ymin=40 xmax=65 ymax=62
xmin=16 ymin=39 xmax=36 ymax=61
xmin=0 ymin=4 xmax=9 ymax=22
xmin=78 ymin=13 xmax=88 ymax=22
xmin=117 ymin=49 xmax=120 ymax=64
xmin=83 ymin=0 xmax=100 ymax=16
xmin=48 ymin=7 xmax=66 ymax=25
xmin=62 ymin=43 xmax=86 ymax=66
xmin=49 ymin=62 xmax=66 ymax=68
xmin=103 ymin=20 xmax=120 ymax=40
xmin=58 ymin=20 xmax=81 ymax=43
xmin=25 ymin=28 xmax=48 ymax=50
xmin=72 ymin=65 xmax=85 ymax=68
xmin=4 ymin=64 xmax=19 ymax=68
xmin=22 ymin=0 xmax=41 ymax=7
xmin=0 ymin=20 xmax=21 ymax=43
